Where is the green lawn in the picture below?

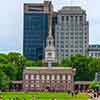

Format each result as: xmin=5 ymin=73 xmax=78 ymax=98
xmin=0 ymin=92 xmax=96 ymax=100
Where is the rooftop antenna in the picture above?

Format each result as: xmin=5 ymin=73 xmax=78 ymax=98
xmin=70 ymin=0 xmax=72 ymax=6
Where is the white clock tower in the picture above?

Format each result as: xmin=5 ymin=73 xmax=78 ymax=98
xmin=44 ymin=1 xmax=56 ymax=68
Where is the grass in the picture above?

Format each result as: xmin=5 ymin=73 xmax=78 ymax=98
xmin=0 ymin=92 xmax=96 ymax=100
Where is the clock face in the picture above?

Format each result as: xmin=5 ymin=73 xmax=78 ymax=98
xmin=48 ymin=53 xmax=52 ymax=56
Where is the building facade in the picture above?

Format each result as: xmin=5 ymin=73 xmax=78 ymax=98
xmin=88 ymin=45 xmax=100 ymax=58
xmin=23 ymin=67 xmax=76 ymax=92
xmin=23 ymin=1 xmax=54 ymax=60
xmin=55 ymin=6 xmax=89 ymax=63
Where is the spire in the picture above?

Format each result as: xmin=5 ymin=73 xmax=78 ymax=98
xmin=46 ymin=0 xmax=54 ymax=48
xmin=44 ymin=0 xmax=56 ymax=68
xmin=48 ymin=0 xmax=53 ymax=37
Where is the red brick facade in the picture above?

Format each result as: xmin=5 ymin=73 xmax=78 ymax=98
xmin=23 ymin=67 xmax=76 ymax=92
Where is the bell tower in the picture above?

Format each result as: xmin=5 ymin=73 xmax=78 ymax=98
xmin=44 ymin=0 xmax=56 ymax=68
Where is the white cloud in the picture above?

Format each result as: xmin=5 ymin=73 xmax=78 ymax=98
xmin=0 ymin=0 xmax=100 ymax=53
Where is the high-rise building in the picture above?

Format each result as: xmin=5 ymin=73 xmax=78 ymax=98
xmin=55 ymin=6 xmax=89 ymax=63
xmin=23 ymin=1 xmax=54 ymax=60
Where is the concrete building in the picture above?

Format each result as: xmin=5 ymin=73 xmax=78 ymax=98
xmin=55 ymin=6 xmax=89 ymax=63
xmin=23 ymin=1 xmax=55 ymax=60
xmin=23 ymin=67 xmax=76 ymax=92
xmin=88 ymin=45 xmax=100 ymax=58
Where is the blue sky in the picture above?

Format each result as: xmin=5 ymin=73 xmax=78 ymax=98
xmin=0 ymin=0 xmax=100 ymax=53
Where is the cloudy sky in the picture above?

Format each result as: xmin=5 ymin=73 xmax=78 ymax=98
xmin=0 ymin=0 xmax=100 ymax=53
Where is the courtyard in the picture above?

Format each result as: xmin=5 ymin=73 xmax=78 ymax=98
xmin=0 ymin=92 xmax=96 ymax=100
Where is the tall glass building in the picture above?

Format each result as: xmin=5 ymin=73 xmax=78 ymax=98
xmin=23 ymin=1 xmax=54 ymax=60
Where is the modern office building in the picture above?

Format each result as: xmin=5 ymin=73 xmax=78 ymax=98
xmin=23 ymin=1 xmax=54 ymax=60
xmin=55 ymin=6 xmax=89 ymax=63
xmin=88 ymin=45 xmax=100 ymax=58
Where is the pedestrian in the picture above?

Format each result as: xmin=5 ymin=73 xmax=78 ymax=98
xmin=0 ymin=97 xmax=3 ymax=100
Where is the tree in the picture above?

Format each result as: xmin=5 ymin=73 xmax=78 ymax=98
xmin=61 ymin=54 xmax=100 ymax=81
xmin=0 ymin=64 xmax=17 ymax=80
xmin=0 ymin=70 xmax=10 ymax=91
xmin=89 ymin=81 xmax=100 ymax=90
xmin=0 ymin=53 xmax=8 ymax=64
xmin=8 ymin=52 xmax=26 ymax=66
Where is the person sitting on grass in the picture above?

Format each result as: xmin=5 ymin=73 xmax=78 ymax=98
xmin=0 ymin=97 xmax=3 ymax=100
xmin=74 ymin=90 xmax=79 ymax=95
xmin=32 ymin=96 xmax=37 ymax=100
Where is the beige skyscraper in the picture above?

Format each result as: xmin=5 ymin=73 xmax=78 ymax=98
xmin=55 ymin=6 xmax=89 ymax=63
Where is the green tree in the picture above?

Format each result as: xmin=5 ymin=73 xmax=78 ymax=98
xmin=0 ymin=70 xmax=10 ymax=91
xmin=0 ymin=64 xmax=17 ymax=80
xmin=61 ymin=54 xmax=100 ymax=81
xmin=0 ymin=53 xmax=8 ymax=64
xmin=89 ymin=81 xmax=100 ymax=90
xmin=8 ymin=52 xmax=26 ymax=66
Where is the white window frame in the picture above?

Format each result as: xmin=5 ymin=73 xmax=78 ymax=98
xmin=51 ymin=75 xmax=55 ymax=80
xmin=30 ymin=74 xmax=34 ymax=80
xmin=25 ymin=74 xmax=29 ymax=80
xmin=68 ymin=75 xmax=71 ymax=80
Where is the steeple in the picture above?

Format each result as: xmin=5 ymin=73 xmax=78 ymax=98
xmin=44 ymin=0 xmax=56 ymax=68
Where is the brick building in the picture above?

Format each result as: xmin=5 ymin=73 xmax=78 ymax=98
xmin=23 ymin=67 xmax=76 ymax=92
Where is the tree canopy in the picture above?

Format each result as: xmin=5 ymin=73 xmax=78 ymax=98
xmin=0 ymin=52 xmax=100 ymax=90
xmin=0 ymin=52 xmax=43 ymax=90
xmin=61 ymin=54 xmax=100 ymax=81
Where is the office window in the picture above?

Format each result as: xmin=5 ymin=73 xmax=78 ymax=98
xmin=61 ymin=36 xmax=64 ymax=39
xmin=71 ymin=49 xmax=74 ymax=52
xmin=61 ymin=41 xmax=64 ymax=43
xmin=80 ymin=16 xmax=83 ymax=22
xmin=66 ymin=45 xmax=68 ymax=48
xmin=66 ymin=33 xmax=69 ymax=35
xmin=66 ymin=16 xmax=69 ymax=21
xmin=62 ymin=16 xmax=64 ymax=22
xmin=61 ymin=45 xmax=64 ymax=48
xmin=61 ymin=32 xmax=64 ymax=35
xmin=66 ymin=37 xmax=69 ymax=39
xmin=71 ymin=16 xmax=74 ymax=22
xmin=75 ymin=49 xmax=78 ymax=52
xmin=70 ymin=37 xmax=73 ymax=39
xmin=75 ymin=16 xmax=78 ymax=22
xmin=57 ymin=45 xmax=59 ymax=47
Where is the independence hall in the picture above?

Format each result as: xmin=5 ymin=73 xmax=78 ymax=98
xmin=23 ymin=67 xmax=76 ymax=92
